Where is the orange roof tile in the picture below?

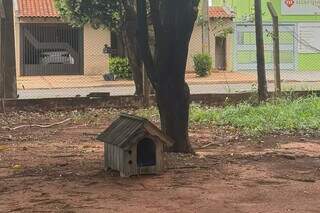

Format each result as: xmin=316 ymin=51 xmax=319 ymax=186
xmin=209 ymin=6 xmax=234 ymax=18
xmin=17 ymin=1 xmax=233 ymax=20
xmin=18 ymin=0 xmax=60 ymax=18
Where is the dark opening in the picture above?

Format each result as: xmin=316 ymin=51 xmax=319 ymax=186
xmin=21 ymin=23 xmax=83 ymax=76
xmin=137 ymin=138 xmax=156 ymax=167
xmin=215 ymin=37 xmax=226 ymax=70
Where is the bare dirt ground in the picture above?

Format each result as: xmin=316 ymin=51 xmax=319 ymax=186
xmin=1 ymin=111 xmax=320 ymax=213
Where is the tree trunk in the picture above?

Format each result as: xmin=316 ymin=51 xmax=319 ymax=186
xmin=0 ymin=19 xmax=3 ymax=99
xmin=0 ymin=0 xmax=17 ymax=99
xmin=111 ymin=31 xmax=126 ymax=57
xmin=254 ymin=0 xmax=268 ymax=102
xmin=157 ymin=82 xmax=192 ymax=153
xmin=137 ymin=0 xmax=199 ymax=153
xmin=124 ymin=35 xmax=143 ymax=96
xmin=122 ymin=2 xmax=143 ymax=96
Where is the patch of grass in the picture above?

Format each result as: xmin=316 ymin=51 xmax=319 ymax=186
xmin=137 ymin=96 xmax=320 ymax=136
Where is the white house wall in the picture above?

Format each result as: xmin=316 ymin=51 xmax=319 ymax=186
xmin=83 ymin=25 xmax=110 ymax=76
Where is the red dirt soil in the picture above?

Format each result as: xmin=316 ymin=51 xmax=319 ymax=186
xmin=1 ymin=115 xmax=320 ymax=213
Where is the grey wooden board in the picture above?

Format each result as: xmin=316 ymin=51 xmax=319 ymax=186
xmin=97 ymin=114 xmax=173 ymax=149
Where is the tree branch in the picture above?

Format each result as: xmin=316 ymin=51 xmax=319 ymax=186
xmin=136 ymin=0 xmax=158 ymax=88
xmin=149 ymin=0 xmax=161 ymax=35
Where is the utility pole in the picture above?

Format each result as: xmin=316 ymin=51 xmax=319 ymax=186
xmin=202 ymin=0 xmax=210 ymax=54
xmin=0 ymin=0 xmax=17 ymax=101
xmin=254 ymin=0 xmax=268 ymax=102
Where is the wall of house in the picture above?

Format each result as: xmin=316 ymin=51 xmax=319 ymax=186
xmin=215 ymin=0 xmax=320 ymax=71
xmin=210 ymin=18 xmax=234 ymax=71
xmin=215 ymin=0 xmax=320 ymax=22
xmin=14 ymin=17 xmax=111 ymax=77
xmin=187 ymin=18 xmax=234 ymax=72
xmin=14 ymin=13 xmax=65 ymax=77
xmin=187 ymin=25 xmax=203 ymax=71
xmin=83 ymin=25 xmax=110 ymax=76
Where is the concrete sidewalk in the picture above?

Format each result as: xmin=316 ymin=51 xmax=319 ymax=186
xmin=17 ymin=72 xmax=258 ymax=90
xmin=18 ymin=81 xmax=320 ymax=99
xmin=243 ymin=70 xmax=320 ymax=82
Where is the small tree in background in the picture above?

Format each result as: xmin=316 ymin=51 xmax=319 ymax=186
xmin=55 ymin=0 xmax=144 ymax=96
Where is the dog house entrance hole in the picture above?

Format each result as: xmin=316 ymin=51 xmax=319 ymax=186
xmin=137 ymin=138 xmax=156 ymax=167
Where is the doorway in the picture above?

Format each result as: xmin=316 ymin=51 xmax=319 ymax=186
xmin=137 ymin=138 xmax=156 ymax=167
xmin=215 ymin=37 xmax=226 ymax=70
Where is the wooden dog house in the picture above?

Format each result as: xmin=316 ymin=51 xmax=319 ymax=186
xmin=97 ymin=114 xmax=173 ymax=177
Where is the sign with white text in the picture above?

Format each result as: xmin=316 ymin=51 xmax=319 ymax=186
xmin=281 ymin=0 xmax=320 ymax=15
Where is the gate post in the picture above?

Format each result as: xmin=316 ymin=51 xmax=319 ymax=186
xmin=267 ymin=2 xmax=281 ymax=96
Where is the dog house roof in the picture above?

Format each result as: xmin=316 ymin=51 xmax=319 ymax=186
xmin=97 ymin=114 xmax=173 ymax=149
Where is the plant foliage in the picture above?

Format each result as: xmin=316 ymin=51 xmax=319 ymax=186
xmin=193 ymin=53 xmax=213 ymax=77
xmin=54 ymin=0 xmax=122 ymax=31
xmin=109 ymin=57 xmax=132 ymax=79
xmin=138 ymin=96 xmax=320 ymax=136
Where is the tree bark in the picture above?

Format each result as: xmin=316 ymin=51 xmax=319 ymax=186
xmin=157 ymin=83 xmax=192 ymax=153
xmin=0 ymin=0 xmax=17 ymax=99
xmin=111 ymin=31 xmax=126 ymax=57
xmin=123 ymin=34 xmax=143 ymax=96
xmin=121 ymin=1 xmax=143 ymax=96
xmin=137 ymin=0 xmax=199 ymax=153
xmin=254 ymin=0 xmax=268 ymax=102
xmin=0 ymin=20 xmax=3 ymax=99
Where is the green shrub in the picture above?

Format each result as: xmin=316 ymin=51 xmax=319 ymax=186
xmin=193 ymin=53 xmax=213 ymax=77
xmin=109 ymin=57 xmax=132 ymax=79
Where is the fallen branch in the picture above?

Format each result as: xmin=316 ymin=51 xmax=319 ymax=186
xmin=199 ymin=142 xmax=219 ymax=149
xmin=51 ymin=154 xmax=81 ymax=158
xmin=83 ymin=132 xmax=98 ymax=137
xmin=4 ymin=118 xmax=71 ymax=131
xmin=274 ymin=175 xmax=316 ymax=183
xmin=0 ymin=135 xmax=12 ymax=140
xmin=168 ymin=165 xmax=212 ymax=170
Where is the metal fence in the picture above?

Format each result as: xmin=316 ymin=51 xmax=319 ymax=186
xmin=5 ymin=10 xmax=320 ymax=100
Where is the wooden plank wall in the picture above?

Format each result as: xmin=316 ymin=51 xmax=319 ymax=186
xmin=104 ymin=140 xmax=165 ymax=177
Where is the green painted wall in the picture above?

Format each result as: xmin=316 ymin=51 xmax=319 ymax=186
xmin=213 ymin=0 xmax=320 ymax=71
xmin=299 ymin=54 xmax=320 ymax=71
xmin=215 ymin=0 xmax=320 ymax=22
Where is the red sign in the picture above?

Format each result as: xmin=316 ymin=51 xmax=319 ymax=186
xmin=285 ymin=0 xmax=295 ymax=8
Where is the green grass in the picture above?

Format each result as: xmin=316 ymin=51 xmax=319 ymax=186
xmin=138 ymin=96 xmax=320 ymax=136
